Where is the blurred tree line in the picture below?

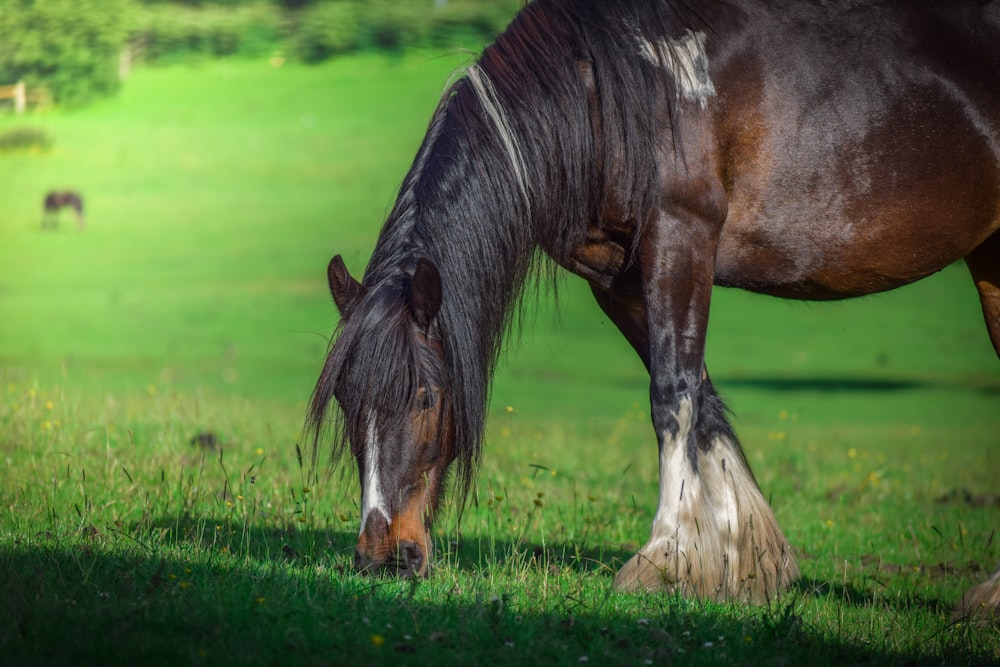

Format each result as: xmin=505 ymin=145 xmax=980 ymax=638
xmin=0 ymin=0 xmax=520 ymax=107
xmin=0 ymin=0 xmax=132 ymax=107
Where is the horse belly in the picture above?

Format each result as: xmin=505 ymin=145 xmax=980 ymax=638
xmin=716 ymin=189 xmax=998 ymax=301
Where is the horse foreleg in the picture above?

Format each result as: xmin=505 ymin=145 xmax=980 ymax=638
xmin=965 ymin=229 xmax=1000 ymax=358
xmin=613 ymin=384 xmax=799 ymax=602
xmin=610 ymin=214 xmax=798 ymax=602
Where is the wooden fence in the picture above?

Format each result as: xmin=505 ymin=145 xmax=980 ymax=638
xmin=0 ymin=81 xmax=25 ymax=113
xmin=0 ymin=81 xmax=51 ymax=113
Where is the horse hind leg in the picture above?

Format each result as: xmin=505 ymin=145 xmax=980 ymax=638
xmin=613 ymin=383 xmax=799 ymax=602
xmin=955 ymin=563 xmax=1000 ymax=621
xmin=956 ymin=231 xmax=1000 ymax=619
xmin=965 ymin=229 xmax=1000 ymax=357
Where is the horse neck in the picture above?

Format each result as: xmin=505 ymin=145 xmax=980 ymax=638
xmin=375 ymin=120 xmax=535 ymax=348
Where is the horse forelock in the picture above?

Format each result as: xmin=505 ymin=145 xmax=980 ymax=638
xmin=309 ymin=287 xmax=422 ymax=467
xmin=308 ymin=268 xmax=481 ymax=489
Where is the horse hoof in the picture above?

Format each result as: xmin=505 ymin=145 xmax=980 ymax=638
xmin=954 ymin=565 xmax=1000 ymax=622
xmin=613 ymin=540 xmax=797 ymax=602
xmin=613 ymin=549 xmax=675 ymax=592
xmin=612 ymin=428 xmax=800 ymax=602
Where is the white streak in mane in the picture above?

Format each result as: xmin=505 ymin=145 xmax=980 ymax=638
xmin=638 ymin=29 xmax=716 ymax=109
xmin=464 ymin=64 xmax=532 ymax=215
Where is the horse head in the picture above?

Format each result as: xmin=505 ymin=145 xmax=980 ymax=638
xmin=319 ymin=255 xmax=456 ymax=578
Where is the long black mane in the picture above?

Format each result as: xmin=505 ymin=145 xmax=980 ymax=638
xmin=308 ymin=0 xmax=698 ymax=491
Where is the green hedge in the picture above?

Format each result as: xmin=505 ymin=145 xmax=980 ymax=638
xmin=128 ymin=0 xmax=519 ymax=65
xmin=0 ymin=0 xmax=132 ymax=107
xmin=291 ymin=1 xmax=362 ymax=61
xmin=291 ymin=0 xmax=518 ymax=61
xmin=131 ymin=2 xmax=283 ymax=63
xmin=0 ymin=0 xmax=519 ymax=107
xmin=130 ymin=0 xmax=518 ymax=65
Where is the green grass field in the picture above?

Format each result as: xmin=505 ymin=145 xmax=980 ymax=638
xmin=1 ymin=54 xmax=999 ymax=666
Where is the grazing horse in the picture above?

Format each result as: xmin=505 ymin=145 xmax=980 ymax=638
xmin=308 ymin=0 xmax=1000 ymax=616
xmin=42 ymin=190 xmax=85 ymax=229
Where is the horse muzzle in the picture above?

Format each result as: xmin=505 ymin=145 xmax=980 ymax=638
xmin=354 ymin=540 xmax=428 ymax=579
xmin=355 ymin=511 xmax=432 ymax=579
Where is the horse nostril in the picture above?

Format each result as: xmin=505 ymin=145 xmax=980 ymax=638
xmin=392 ymin=541 xmax=424 ymax=578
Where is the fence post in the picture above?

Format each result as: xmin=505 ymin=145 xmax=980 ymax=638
xmin=119 ymin=45 xmax=131 ymax=80
xmin=14 ymin=81 xmax=25 ymax=114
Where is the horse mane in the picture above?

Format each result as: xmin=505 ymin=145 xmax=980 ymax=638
xmin=308 ymin=0 xmax=703 ymax=493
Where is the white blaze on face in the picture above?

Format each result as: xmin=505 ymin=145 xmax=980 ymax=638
xmin=360 ymin=412 xmax=390 ymax=534
xmin=638 ymin=29 xmax=716 ymax=109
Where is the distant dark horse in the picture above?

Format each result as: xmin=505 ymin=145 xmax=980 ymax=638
xmin=309 ymin=0 xmax=1000 ymax=617
xmin=42 ymin=190 xmax=84 ymax=229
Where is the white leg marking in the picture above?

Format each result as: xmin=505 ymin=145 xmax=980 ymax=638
xmin=649 ymin=396 xmax=739 ymax=578
xmin=637 ymin=30 xmax=716 ymax=109
xmin=653 ymin=396 xmax=695 ymax=534
xmin=617 ymin=395 xmax=797 ymax=600
xmin=360 ymin=412 xmax=390 ymax=534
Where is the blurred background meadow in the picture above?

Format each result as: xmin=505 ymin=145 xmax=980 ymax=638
xmin=1 ymin=1 xmax=998 ymax=665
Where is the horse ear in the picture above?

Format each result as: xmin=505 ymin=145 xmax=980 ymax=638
xmin=409 ymin=258 xmax=442 ymax=330
xmin=327 ymin=255 xmax=365 ymax=315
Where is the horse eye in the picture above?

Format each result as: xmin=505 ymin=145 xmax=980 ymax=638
xmin=417 ymin=387 xmax=438 ymax=411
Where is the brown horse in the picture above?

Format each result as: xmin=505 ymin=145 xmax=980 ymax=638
xmin=42 ymin=190 xmax=85 ymax=229
xmin=309 ymin=0 xmax=1000 ymax=617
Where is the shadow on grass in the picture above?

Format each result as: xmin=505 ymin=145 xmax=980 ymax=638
xmin=132 ymin=515 xmax=985 ymax=617
xmin=135 ymin=515 xmax=634 ymax=578
xmin=794 ymin=576 xmax=952 ymax=617
xmin=2 ymin=532 xmax=997 ymax=667
xmin=715 ymin=375 xmax=1000 ymax=396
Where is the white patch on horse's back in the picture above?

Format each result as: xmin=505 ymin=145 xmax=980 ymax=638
xmin=360 ymin=413 xmax=390 ymax=533
xmin=638 ymin=29 xmax=716 ymax=109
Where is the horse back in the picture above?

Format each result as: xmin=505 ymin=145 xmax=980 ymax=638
xmin=43 ymin=191 xmax=83 ymax=214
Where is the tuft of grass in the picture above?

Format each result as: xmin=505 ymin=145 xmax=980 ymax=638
xmin=0 ymin=126 xmax=52 ymax=153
